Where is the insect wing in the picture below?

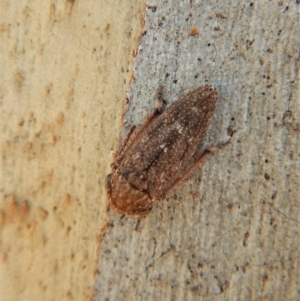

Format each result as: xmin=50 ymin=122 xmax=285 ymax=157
xmin=118 ymin=85 xmax=218 ymax=199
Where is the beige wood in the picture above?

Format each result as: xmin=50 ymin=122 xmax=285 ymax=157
xmin=0 ymin=1 xmax=145 ymax=300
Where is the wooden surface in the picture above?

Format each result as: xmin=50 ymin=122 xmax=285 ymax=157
xmin=1 ymin=1 xmax=299 ymax=301
xmin=0 ymin=0 xmax=144 ymax=300
xmin=94 ymin=1 xmax=300 ymax=301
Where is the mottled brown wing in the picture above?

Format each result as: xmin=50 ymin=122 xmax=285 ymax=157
xmin=119 ymin=85 xmax=218 ymax=199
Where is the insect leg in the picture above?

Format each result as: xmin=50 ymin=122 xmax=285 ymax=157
xmin=114 ymin=125 xmax=137 ymax=161
xmin=163 ymin=141 xmax=231 ymax=197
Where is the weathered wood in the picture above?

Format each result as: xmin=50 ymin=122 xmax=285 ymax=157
xmin=1 ymin=1 xmax=299 ymax=300
xmin=94 ymin=1 xmax=300 ymax=300
xmin=0 ymin=0 xmax=144 ymax=300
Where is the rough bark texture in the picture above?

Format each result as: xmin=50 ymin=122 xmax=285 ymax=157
xmin=94 ymin=1 xmax=300 ymax=301
xmin=0 ymin=0 xmax=144 ymax=300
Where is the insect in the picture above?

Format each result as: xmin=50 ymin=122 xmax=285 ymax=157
xmin=106 ymin=85 xmax=219 ymax=216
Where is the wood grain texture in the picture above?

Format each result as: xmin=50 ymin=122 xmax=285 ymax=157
xmin=0 ymin=0 xmax=145 ymax=300
xmin=94 ymin=1 xmax=300 ymax=300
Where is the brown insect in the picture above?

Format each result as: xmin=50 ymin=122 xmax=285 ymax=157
xmin=106 ymin=85 xmax=219 ymax=216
